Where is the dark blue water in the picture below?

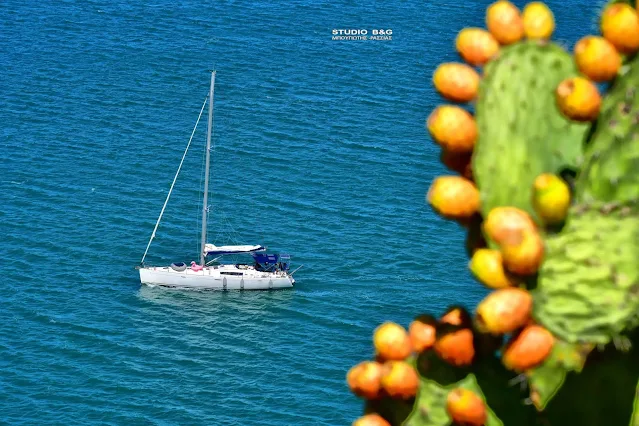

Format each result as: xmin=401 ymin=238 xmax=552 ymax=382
xmin=1 ymin=0 xmax=599 ymax=424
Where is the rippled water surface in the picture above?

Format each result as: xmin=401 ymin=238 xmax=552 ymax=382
xmin=1 ymin=0 xmax=598 ymax=424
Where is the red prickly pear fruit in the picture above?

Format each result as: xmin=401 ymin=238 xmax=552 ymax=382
xmin=434 ymin=327 xmax=475 ymax=367
xmin=380 ymin=360 xmax=420 ymax=399
xmin=475 ymin=288 xmax=533 ymax=334
xmin=502 ymin=325 xmax=555 ymax=371
xmin=346 ymin=361 xmax=384 ymax=400
xmin=446 ymin=387 xmax=488 ymax=425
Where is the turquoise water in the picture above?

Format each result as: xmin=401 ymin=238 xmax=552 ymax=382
xmin=1 ymin=0 xmax=600 ymax=424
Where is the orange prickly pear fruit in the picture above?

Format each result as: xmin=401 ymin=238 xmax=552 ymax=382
xmin=486 ymin=0 xmax=524 ymax=45
xmin=502 ymin=325 xmax=555 ymax=371
xmin=522 ymin=2 xmax=555 ymax=39
xmin=434 ymin=325 xmax=475 ymax=367
xmin=373 ymin=322 xmax=412 ymax=361
xmin=475 ymin=288 xmax=533 ymax=334
xmin=427 ymin=105 xmax=477 ymax=153
xmin=347 ymin=361 xmax=384 ymax=399
xmin=446 ymin=388 xmax=488 ymax=426
xmin=440 ymin=149 xmax=473 ymax=180
xmin=532 ymin=173 xmax=571 ymax=225
xmin=483 ymin=206 xmax=536 ymax=246
xmin=440 ymin=306 xmax=472 ymax=327
xmin=433 ymin=63 xmax=480 ymax=103
xmin=380 ymin=361 xmax=420 ymax=399
xmin=427 ymin=176 xmax=480 ymax=220
xmin=352 ymin=414 xmax=391 ymax=426
xmin=574 ymin=36 xmax=621 ymax=82
xmin=456 ymin=28 xmax=500 ymax=66
xmin=499 ymin=227 xmax=544 ymax=275
xmin=556 ymin=76 xmax=601 ymax=122
xmin=601 ymin=3 xmax=639 ymax=54
xmin=469 ymin=248 xmax=518 ymax=289
xmin=409 ymin=315 xmax=437 ymax=353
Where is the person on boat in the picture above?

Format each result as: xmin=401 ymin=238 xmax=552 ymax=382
xmin=190 ymin=261 xmax=203 ymax=272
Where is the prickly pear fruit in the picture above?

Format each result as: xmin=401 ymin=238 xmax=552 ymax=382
xmin=475 ymin=288 xmax=532 ymax=334
xmin=347 ymin=361 xmax=384 ymax=399
xmin=601 ymin=3 xmax=639 ymax=54
xmin=556 ymin=76 xmax=601 ymax=122
xmin=456 ymin=28 xmax=500 ymax=66
xmin=522 ymin=2 xmax=554 ymax=40
xmin=434 ymin=326 xmax=475 ymax=367
xmin=433 ymin=63 xmax=480 ymax=103
xmin=483 ymin=206 xmax=536 ymax=246
xmin=427 ymin=105 xmax=477 ymax=153
xmin=440 ymin=149 xmax=473 ymax=180
xmin=574 ymin=36 xmax=621 ymax=82
xmin=373 ymin=322 xmax=411 ymax=361
xmin=427 ymin=176 xmax=480 ymax=220
xmin=486 ymin=1 xmax=524 ymax=45
xmin=469 ymin=248 xmax=518 ymax=289
xmin=440 ymin=306 xmax=472 ymax=327
xmin=409 ymin=317 xmax=436 ymax=353
xmin=532 ymin=173 xmax=571 ymax=225
xmin=446 ymin=388 xmax=488 ymax=426
xmin=380 ymin=361 xmax=420 ymax=399
xmin=502 ymin=325 xmax=554 ymax=371
xmin=352 ymin=414 xmax=391 ymax=426
xmin=500 ymin=228 xmax=545 ymax=275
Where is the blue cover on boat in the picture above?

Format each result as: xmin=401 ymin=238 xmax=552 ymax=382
xmin=252 ymin=253 xmax=280 ymax=264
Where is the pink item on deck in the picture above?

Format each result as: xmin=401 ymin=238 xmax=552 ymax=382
xmin=190 ymin=261 xmax=203 ymax=272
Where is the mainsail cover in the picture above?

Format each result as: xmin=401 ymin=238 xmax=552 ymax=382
xmin=204 ymin=244 xmax=265 ymax=256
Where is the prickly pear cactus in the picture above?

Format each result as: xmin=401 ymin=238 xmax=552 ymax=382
xmin=348 ymin=1 xmax=639 ymax=426
xmin=474 ymin=41 xmax=589 ymax=228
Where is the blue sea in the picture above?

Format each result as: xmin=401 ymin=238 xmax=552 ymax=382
xmin=1 ymin=0 xmax=603 ymax=424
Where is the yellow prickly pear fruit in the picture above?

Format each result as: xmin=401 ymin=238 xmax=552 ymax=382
xmin=556 ymin=77 xmax=601 ymax=122
xmin=532 ymin=173 xmax=571 ymax=225
xmin=433 ymin=63 xmax=480 ymax=103
xmin=469 ymin=248 xmax=518 ymax=289
xmin=352 ymin=414 xmax=391 ymax=426
xmin=574 ymin=36 xmax=621 ymax=82
xmin=455 ymin=28 xmax=500 ymax=66
xmin=502 ymin=325 xmax=555 ymax=372
xmin=475 ymin=288 xmax=533 ymax=334
xmin=601 ymin=3 xmax=639 ymax=54
xmin=373 ymin=322 xmax=412 ymax=361
xmin=522 ymin=2 xmax=555 ymax=39
xmin=427 ymin=105 xmax=477 ymax=153
xmin=446 ymin=388 xmax=488 ymax=426
xmin=500 ymin=227 xmax=545 ymax=275
xmin=427 ymin=176 xmax=480 ymax=220
xmin=483 ymin=206 xmax=536 ymax=246
xmin=486 ymin=1 xmax=524 ymax=45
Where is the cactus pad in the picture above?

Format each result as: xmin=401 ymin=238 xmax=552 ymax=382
xmin=576 ymin=55 xmax=639 ymax=205
xmin=532 ymin=205 xmax=639 ymax=344
xmin=403 ymin=374 xmax=502 ymax=426
xmin=473 ymin=41 xmax=590 ymax=231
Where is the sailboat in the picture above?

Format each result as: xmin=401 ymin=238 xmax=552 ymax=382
xmin=137 ymin=71 xmax=299 ymax=290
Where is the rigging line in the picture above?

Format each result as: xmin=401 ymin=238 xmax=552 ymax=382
xmin=140 ymin=95 xmax=209 ymax=265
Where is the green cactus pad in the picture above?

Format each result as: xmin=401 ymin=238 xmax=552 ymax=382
xmin=526 ymin=339 xmax=591 ymax=410
xmin=532 ymin=204 xmax=639 ymax=344
xmin=576 ymin=55 xmax=639 ymax=205
xmin=403 ymin=373 xmax=502 ymax=426
xmin=473 ymin=41 xmax=590 ymax=237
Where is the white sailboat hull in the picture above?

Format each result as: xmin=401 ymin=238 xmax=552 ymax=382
xmin=139 ymin=265 xmax=295 ymax=290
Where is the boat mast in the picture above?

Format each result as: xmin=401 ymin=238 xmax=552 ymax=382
xmin=200 ymin=71 xmax=216 ymax=265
